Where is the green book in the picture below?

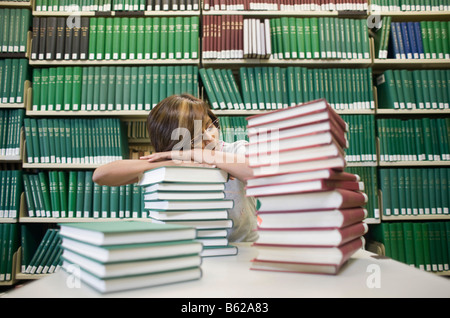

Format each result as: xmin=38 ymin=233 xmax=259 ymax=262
xmin=182 ymin=17 xmax=191 ymax=59
xmin=92 ymin=66 xmax=101 ymax=110
xmin=190 ymin=16 xmax=199 ymax=59
xmin=151 ymin=66 xmax=160 ymax=108
xmin=95 ymin=17 xmax=106 ymax=60
xmin=159 ymin=66 xmax=167 ymax=101
xmin=115 ymin=66 xmax=124 ymax=111
xmin=206 ymin=68 xmax=226 ymax=110
xmin=83 ymin=171 xmax=93 ymax=218
xmin=58 ymin=171 xmax=68 ymax=218
xmin=104 ymin=17 xmax=113 ymax=60
xmin=310 ymin=17 xmax=320 ymax=59
xmin=100 ymin=185 xmax=110 ymax=218
xmin=136 ymin=17 xmax=145 ymax=60
xmin=109 ymin=186 xmax=119 ymax=218
xmin=86 ymin=67 xmax=95 ymax=111
xmin=129 ymin=66 xmax=138 ymax=110
xmin=167 ymin=17 xmax=176 ymax=59
xmin=128 ymin=17 xmax=137 ymax=60
xmin=92 ymin=181 xmax=102 ymax=218
xmin=62 ymin=67 xmax=73 ymax=111
xmin=152 ymin=17 xmax=161 ymax=59
xmin=199 ymin=68 xmax=219 ymax=110
xmin=214 ymin=68 xmax=234 ymax=110
xmin=107 ymin=67 xmax=116 ymax=111
xmin=159 ymin=17 xmax=168 ymax=60
xmin=120 ymin=17 xmax=129 ymax=60
xmin=67 ymin=171 xmax=77 ymax=218
xmin=72 ymin=67 xmax=82 ymax=111
xmin=36 ymin=66 xmax=47 ymax=111
xmin=144 ymin=17 xmax=153 ymax=60
xmin=112 ymin=17 xmax=121 ymax=60
xmin=88 ymin=17 xmax=97 ymax=60
xmin=99 ymin=66 xmax=109 ymax=111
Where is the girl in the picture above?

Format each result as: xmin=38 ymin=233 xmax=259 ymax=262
xmin=92 ymin=94 xmax=258 ymax=242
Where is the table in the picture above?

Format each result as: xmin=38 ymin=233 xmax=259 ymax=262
xmin=3 ymin=243 xmax=450 ymax=298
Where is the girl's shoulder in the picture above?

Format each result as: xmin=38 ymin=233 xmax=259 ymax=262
xmin=220 ymin=140 xmax=248 ymax=154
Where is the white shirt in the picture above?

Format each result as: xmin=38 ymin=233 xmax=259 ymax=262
xmin=220 ymin=140 xmax=259 ymax=242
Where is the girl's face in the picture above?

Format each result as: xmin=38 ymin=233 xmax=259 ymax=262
xmin=192 ymin=117 xmax=220 ymax=150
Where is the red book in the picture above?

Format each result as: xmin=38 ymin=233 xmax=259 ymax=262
xmin=246 ymin=131 xmax=347 ymax=159
xmin=246 ymin=178 xmax=364 ymax=197
xmin=255 ymin=222 xmax=368 ymax=247
xmin=256 ymin=188 xmax=368 ymax=212
xmin=250 ymin=237 xmax=364 ymax=275
xmin=246 ymin=99 xmax=347 ymax=133
xmin=246 ymin=168 xmax=360 ymax=188
xmin=257 ymin=207 xmax=368 ymax=229
xmin=250 ymin=154 xmax=346 ymax=177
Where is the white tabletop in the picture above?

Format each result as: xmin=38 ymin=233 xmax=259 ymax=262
xmin=3 ymin=243 xmax=450 ymax=298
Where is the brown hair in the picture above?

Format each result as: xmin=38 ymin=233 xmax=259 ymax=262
xmin=147 ymin=94 xmax=219 ymax=152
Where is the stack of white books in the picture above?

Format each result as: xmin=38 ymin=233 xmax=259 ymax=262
xmin=139 ymin=166 xmax=238 ymax=257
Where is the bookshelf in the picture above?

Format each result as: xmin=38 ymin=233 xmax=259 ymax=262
xmin=0 ymin=0 xmax=449 ymax=287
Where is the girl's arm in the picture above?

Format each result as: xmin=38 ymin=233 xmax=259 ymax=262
xmin=142 ymin=149 xmax=253 ymax=183
xmin=92 ymin=159 xmax=174 ymax=186
xmin=92 ymin=158 xmax=216 ymax=186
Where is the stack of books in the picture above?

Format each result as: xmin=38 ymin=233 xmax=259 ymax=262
xmin=138 ymin=166 xmax=238 ymax=257
xmin=59 ymin=221 xmax=203 ymax=294
xmin=245 ymin=99 xmax=369 ymax=275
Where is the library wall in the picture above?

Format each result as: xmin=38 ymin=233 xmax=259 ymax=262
xmin=0 ymin=0 xmax=449 ymax=286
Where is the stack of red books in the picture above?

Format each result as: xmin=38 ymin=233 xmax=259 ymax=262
xmin=245 ymin=98 xmax=368 ymax=275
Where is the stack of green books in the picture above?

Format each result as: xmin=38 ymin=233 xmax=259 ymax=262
xmin=59 ymin=221 xmax=202 ymax=293
xmin=138 ymin=166 xmax=238 ymax=257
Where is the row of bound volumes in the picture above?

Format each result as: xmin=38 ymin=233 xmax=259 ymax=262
xmin=0 ymin=59 xmax=30 ymax=105
xmin=388 ymin=21 xmax=450 ymax=60
xmin=21 ymin=228 xmax=62 ymax=275
xmin=377 ymin=117 xmax=450 ymax=162
xmin=0 ymin=170 xmax=23 ymax=219
xmin=30 ymin=16 xmax=200 ymax=61
xmin=203 ymin=0 xmax=367 ymax=10
xmin=31 ymin=16 xmax=89 ymax=60
xmin=0 ymin=224 xmax=19 ymax=282
xmin=220 ymin=116 xmax=248 ymax=143
xmin=341 ymin=114 xmax=376 ymax=163
xmin=88 ymin=16 xmax=199 ymax=60
xmin=238 ymin=67 xmax=374 ymax=111
xmin=376 ymin=69 xmax=450 ymax=110
xmin=31 ymin=65 xmax=199 ymax=111
xmin=59 ymin=222 xmax=202 ymax=293
xmin=370 ymin=0 xmax=449 ymax=11
xmin=35 ymin=0 xmax=200 ymax=11
xmin=23 ymin=117 xmax=129 ymax=164
xmin=370 ymin=221 xmax=450 ymax=272
xmin=270 ymin=17 xmax=370 ymax=60
xmin=23 ymin=170 xmax=145 ymax=218
xmin=0 ymin=8 xmax=31 ymax=54
xmin=0 ymin=109 xmax=24 ymax=159
xmin=379 ymin=168 xmax=449 ymax=216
